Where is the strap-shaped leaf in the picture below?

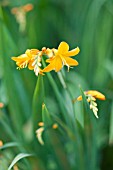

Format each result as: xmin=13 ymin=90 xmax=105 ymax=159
xmin=32 ymin=75 xmax=44 ymax=131
xmin=42 ymin=104 xmax=71 ymax=170
xmin=42 ymin=103 xmax=53 ymax=127
xmin=109 ymin=102 xmax=113 ymax=144
xmin=0 ymin=142 xmax=19 ymax=150
xmin=79 ymin=87 xmax=97 ymax=169
xmin=8 ymin=153 xmax=33 ymax=170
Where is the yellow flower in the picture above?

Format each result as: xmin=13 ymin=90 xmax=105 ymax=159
xmin=42 ymin=41 xmax=80 ymax=72
xmin=12 ymin=49 xmax=39 ymax=69
xmin=76 ymin=90 xmax=106 ymax=101
xmin=12 ymin=49 xmax=44 ymax=76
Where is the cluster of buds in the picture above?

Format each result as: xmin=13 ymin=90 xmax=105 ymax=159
xmin=87 ymin=95 xmax=98 ymax=118
xmin=75 ymin=90 xmax=106 ymax=118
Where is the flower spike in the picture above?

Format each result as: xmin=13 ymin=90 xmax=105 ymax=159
xmin=74 ymin=90 xmax=106 ymax=118
xmin=11 ymin=41 xmax=80 ymax=75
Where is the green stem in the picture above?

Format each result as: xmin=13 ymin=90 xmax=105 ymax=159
xmin=42 ymin=59 xmax=73 ymax=128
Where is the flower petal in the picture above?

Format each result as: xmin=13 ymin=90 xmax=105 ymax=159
xmin=55 ymin=57 xmax=63 ymax=72
xmin=65 ymin=47 xmax=80 ymax=57
xmin=46 ymin=57 xmax=55 ymax=63
xmin=43 ymin=62 xmax=55 ymax=72
xmin=11 ymin=54 xmax=28 ymax=62
xmin=25 ymin=49 xmax=39 ymax=58
xmin=85 ymin=90 xmax=106 ymax=100
xmin=64 ymin=57 xmax=78 ymax=66
xmin=28 ymin=60 xmax=34 ymax=70
xmin=58 ymin=42 xmax=69 ymax=54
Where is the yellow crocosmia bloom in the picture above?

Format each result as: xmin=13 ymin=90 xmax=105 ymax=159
xmin=12 ymin=49 xmax=39 ymax=69
xmin=12 ymin=49 xmax=44 ymax=76
xmin=12 ymin=54 xmax=29 ymax=69
xmin=42 ymin=41 xmax=80 ymax=72
xmin=76 ymin=90 xmax=106 ymax=101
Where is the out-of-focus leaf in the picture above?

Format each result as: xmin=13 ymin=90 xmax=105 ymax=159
xmin=32 ymin=75 xmax=44 ymax=131
xmin=42 ymin=104 xmax=71 ymax=170
xmin=80 ymin=87 xmax=91 ymax=128
xmin=0 ymin=142 xmax=20 ymax=150
xmin=8 ymin=153 xmax=33 ymax=170
xmin=105 ymin=60 xmax=113 ymax=79
xmin=64 ymin=71 xmax=88 ymax=127
xmin=79 ymin=87 xmax=98 ymax=170
xmin=0 ymin=7 xmax=32 ymax=137
xmin=42 ymin=60 xmax=73 ymax=128
xmin=0 ymin=112 xmax=16 ymax=140
xmin=109 ymin=102 xmax=113 ymax=144
xmin=52 ymin=115 xmax=76 ymax=141
xmin=57 ymin=71 xmax=67 ymax=89
xmin=42 ymin=103 xmax=52 ymax=127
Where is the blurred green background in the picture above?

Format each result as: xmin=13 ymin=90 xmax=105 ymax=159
xmin=0 ymin=0 xmax=113 ymax=169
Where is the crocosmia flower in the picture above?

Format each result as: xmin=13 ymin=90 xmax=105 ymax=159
xmin=43 ymin=41 xmax=80 ymax=72
xmin=12 ymin=41 xmax=80 ymax=75
xmin=12 ymin=49 xmax=43 ymax=76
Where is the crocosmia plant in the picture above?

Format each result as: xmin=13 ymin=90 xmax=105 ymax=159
xmin=1 ymin=2 xmax=110 ymax=169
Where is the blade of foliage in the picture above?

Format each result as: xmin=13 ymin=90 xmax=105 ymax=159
xmin=42 ymin=104 xmax=71 ymax=170
xmin=32 ymin=75 xmax=44 ymax=131
xmin=0 ymin=7 xmax=31 ymax=138
xmin=0 ymin=142 xmax=20 ymax=150
xmin=42 ymin=60 xmax=73 ymax=128
xmin=79 ymin=87 xmax=98 ymax=170
xmin=109 ymin=102 xmax=113 ymax=144
xmin=8 ymin=153 xmax=33 ymax=170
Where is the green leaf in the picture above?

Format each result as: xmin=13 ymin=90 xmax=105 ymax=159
xmin=0 ymin=142 xmax=20 ymax=150
xmin=80 ymin=87 xmax=91 ymax=128
xmin=42 ymin=104 xmax=71 ymax=170
xmin=0 ymin=7 xmax=32 ymax=137
xmin=42 ymin=103 xmax=53 ymax=127
xmin=8 ymin=153 xmax=33 ymax=170
xmin=79 ymin=87 xmax=98 ymax=170
xmin=52 ymin=115 xmax=76 ymax=141
xmin=32 ymin=75 xmax=44 ymax=131
xmin=109 ymin=102 xmax=113 ymax=144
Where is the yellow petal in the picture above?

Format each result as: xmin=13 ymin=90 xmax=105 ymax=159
xmin=11 ymin=54 xmax=28 ymax=61
xmin=11 ymin=57 xmax=19 ymax=61
xmin=28 ymin=60 xmax=34 ymax=70
xmin=85 ymin=90 xmax=106 ymax=100
xmin=25 ymin=49 xmax=39 ymax=58
xmin=43 ymin=62 xmax=55 ymax=72
xmin=55 ymin=57 xmax=63 ymax=72
xmin=58 ymin=42 xmax=69 ymax=54
xmin=65 ymin=47 xmax=80 ymax=57
xmin=64 ymin=57 xmax=78 ymax=66
xmin=46 ymin=57 xmax=55 ymax=63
